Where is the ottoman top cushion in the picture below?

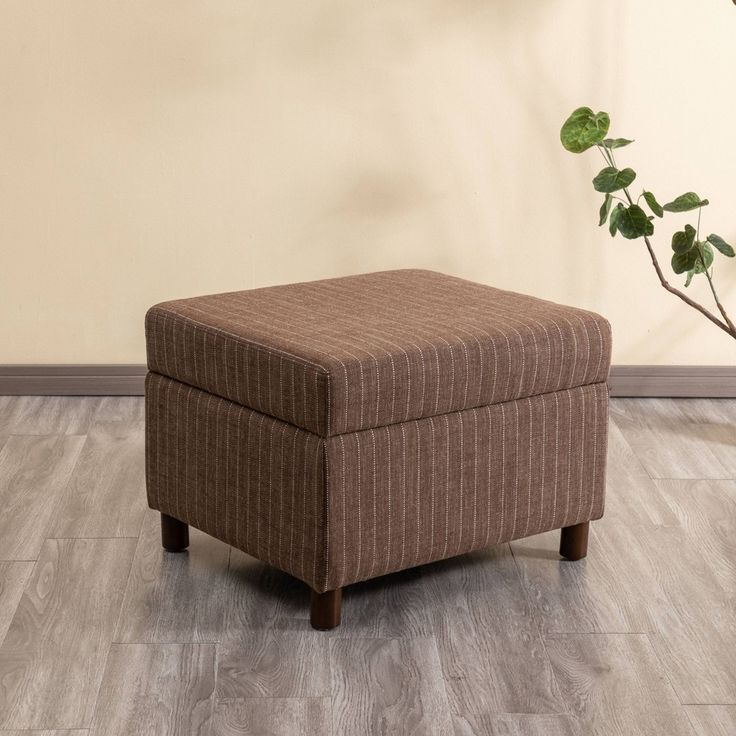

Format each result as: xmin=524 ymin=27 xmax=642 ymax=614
xmin=146 ymin=269 xmax=611 ymax=437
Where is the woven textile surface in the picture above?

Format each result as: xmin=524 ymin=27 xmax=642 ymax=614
xmin=146 ymin=373 xmax=609 ymax=592
xmin=146 ymin=270 xmax=611 ymax=437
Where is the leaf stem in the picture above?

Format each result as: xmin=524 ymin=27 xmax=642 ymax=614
xmin=618 ymin=184 xmax=736 ymax=339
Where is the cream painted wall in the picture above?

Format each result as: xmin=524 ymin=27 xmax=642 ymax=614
xmin=1 ymin=0 xmax=735 ymax=364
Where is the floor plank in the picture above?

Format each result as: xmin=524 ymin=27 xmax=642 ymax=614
xmin=223 ymin=550 xmax=310 ymax=634
xmin=0 ymin=562 xmax=34 ymax=647
xmin=0 ymin=435 xmax=86 ymax=560
xmin=610 ymin=399 xmax=730 ymax=479
xmin=453 ymin=713 xmax=580 ymax=736
xmin=211 ymin=698 xmax=331 ymax=736
xmin=330 ymin=637 xmax=453 ymax=735
xmin=546 ymin=634 xmax=695 ymax=736
xmin=0 ymin=538 xmax=136 ymax=730
xmin=0 ymin=397 xmax=16 ymax=452
xmin=217 ymin=632 xmax=330 ymax=698
xmin=114 ymin=511 xmax=231 ymax=643
xmin=1 ymin=396 xmax=101 ymax=436
xmin=335 ymin=566 xmax=433 ymax=638
xmin=686 ymin=706 xmax=736 ymax=736
xmin=89 ymin=643 xmax=216 ymax=736
xmin=49 ymin=400 xmax=146 ymax=539
xmin=427 ymin=547 xmax=562 ymax=715
xmin=644 ymin=480 xmax=736 ymax=705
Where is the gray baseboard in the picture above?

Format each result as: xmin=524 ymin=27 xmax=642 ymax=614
xmin=1 ymin=364 xmax=735 ymax=398
xmin=0 ymin=365 xmax=148 ymax=396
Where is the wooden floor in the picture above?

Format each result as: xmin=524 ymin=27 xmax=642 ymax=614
xmin=0 ymin=396 xmax=734 ymax=735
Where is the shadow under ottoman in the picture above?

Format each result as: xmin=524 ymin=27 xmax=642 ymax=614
xmin=144 ymin=269 xmax=611 ymax=630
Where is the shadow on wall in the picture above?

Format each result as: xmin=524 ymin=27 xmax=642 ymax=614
xmin=52 ymin=0 xmax=614 ymax=293
xmin=283 ymin=0 xmax=616 ymax=296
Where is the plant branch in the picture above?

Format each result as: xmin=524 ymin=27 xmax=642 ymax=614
xmin=618 ymin=184 xmax=736 ymax=338
xmin=702 ymin=255 xmax=736 ymax=333
xmin=641 ymin=233 xmax=736 ymax=338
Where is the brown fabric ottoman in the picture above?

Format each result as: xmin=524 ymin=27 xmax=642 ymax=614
xmin=145 ymin=269 xmax=611 ymax=629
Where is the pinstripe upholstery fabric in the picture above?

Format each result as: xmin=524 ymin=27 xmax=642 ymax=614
xmin=146 ymin=373 xmax=609 ymax=592
xmin=145 ymin=270 xmax=611 ymax=437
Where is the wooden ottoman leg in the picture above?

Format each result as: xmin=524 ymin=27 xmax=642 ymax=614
xmin=161 ymin=513 xmax=189 ymax=553
xmin=310 ymin=588 xmax=342 ymax=630
xmin=560 ymin=521 xmax=589 ymax=561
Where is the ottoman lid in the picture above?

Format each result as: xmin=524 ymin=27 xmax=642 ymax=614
xmin=145 ymin=269 xmax=611 ymax=437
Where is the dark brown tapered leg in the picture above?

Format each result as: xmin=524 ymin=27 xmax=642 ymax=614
xmin=560 ymin=521 xmax=589 ymax=561
xmin=310 ymin=588 xmax=342 ymax=630
xmin=161 ymin=513 xmax=189 ymax=552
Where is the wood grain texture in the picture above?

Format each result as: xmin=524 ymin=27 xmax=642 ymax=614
xmin=453 ymin=714 xmax=580 ymax=736
xmin=546 ymin=634 xmax=695 ymax=736
xmin=217 ymin=633 xmax=330 ymax=698
xmin=0 ymin=396 xmax=101 ymax=435
xmin=0 ymin=435 xmax=85 ymax=560
xmin=0 ymin=563 xmax=34 ymax=647
xmin=331 ymin=637 xmax=453 ymax=735
xmin=335 ymin=566 xmax=433 ymax=638
xmin=211 ymin=698 xmax=331 ymax=736
xmin=89 ymin=643 xmax=215 ymax=736
xmin=49 ymin=399 xmax=146 ymax=538
xmin=644 ymin=479 xmax=736 ymax=704
xmin=610 ymin=398 xmax=730 ymax=479
xmin=223 ymin=550 xmax=310 ymax=634
xmin=686 ymin=706 xmax=736 ymax=736
xmin=427 ymin=547 xmax=562 ymax=715
xmin=0 ymin=538 xmax=136 ymax=730
xmin=0 ymin=397 xmax=16 ymax=452
xmin=0 ymin=731 xmax=89 ymax=735
xmin=114 ymin=511 xmax=231 ymax=643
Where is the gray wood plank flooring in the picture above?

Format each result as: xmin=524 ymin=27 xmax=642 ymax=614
xmin=89 ymin=643 xmax=216 ymax=736
xmin=0 ymin=538 xmax=135 ymax=730
xmin=0 ymin=396 xmax=734 ymax=734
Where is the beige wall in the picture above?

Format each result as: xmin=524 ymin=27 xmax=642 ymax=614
xmin=2 ymin=0 xmax=735 ymax=365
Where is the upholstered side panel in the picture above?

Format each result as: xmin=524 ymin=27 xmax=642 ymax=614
xmin=146 ymin=374 xmax=608 ymax=592
xmin=145 ymin=372 xmax=329 ymax=590
xmin=323 ymin=382 xmax=609 ymax=589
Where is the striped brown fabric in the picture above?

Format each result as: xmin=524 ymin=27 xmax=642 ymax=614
xmin=146 ymin=373 xmax=609 ymax=592
xmin=146 ymin=270 xmax=611 ymax=437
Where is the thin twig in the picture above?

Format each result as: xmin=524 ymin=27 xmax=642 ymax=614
xmin=642 ymin=234 xmax=736 ymax=338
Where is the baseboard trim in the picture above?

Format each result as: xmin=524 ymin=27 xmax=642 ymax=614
xmin=1 ymin=364 xmax=735 ymax=398
xmin=0 ymin=365 xmax=148 ymax=396
xmin=608 ymin=365 xmax=736 ymax=398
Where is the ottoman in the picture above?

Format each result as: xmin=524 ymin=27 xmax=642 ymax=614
xmin=144 ymin=269 xmax=611 ymax=630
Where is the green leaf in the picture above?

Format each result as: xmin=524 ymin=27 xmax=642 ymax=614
xmin=599 ymin=194 xmax=613 ymax=226
xmin=609 ymin=203 xmax=625 ymax=237
xmin=684 ymin=269 xmax=695 ymax=287
xmin=592 ymin=167 xmax=637 ymax=193
xmin=692 ymin=242 xmax=714 ymax=274
xmin=672 ymin=248 xmax=699 ymax=274
xmin=560 ymin=107 xmax=611 ymax=153
xmin=671 ymin=225 xmax=696 ymax=254
xmin=706 ymin=233 xmax=735 ymax=257
xmin=602 ymin=138 xmax=634 ymax=149
xmin=663 ymin=192 xmax=709 ymax=213
xmin=643 ymin=191 xmax=664 ymax=218
xmin=617 ymin=205 xmax=654 ymax=239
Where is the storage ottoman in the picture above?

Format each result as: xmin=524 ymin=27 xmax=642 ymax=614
xmin=144 ymin=269 xmax=611 ymax=630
